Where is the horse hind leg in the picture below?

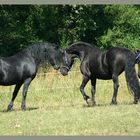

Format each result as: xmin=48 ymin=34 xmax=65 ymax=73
xmin=111 ymin=74 xmax=119 ymax=105
xmin=90 ymin=78 xmax=96 ymax=106
xmin=21 ymin=78 xmax=32 ymax=111
xmin=7 ymin=83 xmax=22 ymax=111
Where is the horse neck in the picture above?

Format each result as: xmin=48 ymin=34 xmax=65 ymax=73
xmin=70 ymin=45 xmax=92 ymax=61
xmin=29 ymin=46 xmax=43 ymax=65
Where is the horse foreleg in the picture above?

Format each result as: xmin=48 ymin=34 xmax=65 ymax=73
xmin=111 ymin=75 xmax=119 ymax=105
xmin=80 ymin=75 xmax=90 ymax=105
xmin=7 ymin=83 xmax=22 ymax=111
xmin=21 ymin=78 xmax=32 ymax=111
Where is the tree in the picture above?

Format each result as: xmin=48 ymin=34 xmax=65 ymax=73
xmin=98 ymin=5 xmax=140 ymax=50
xmin=0 ymin=5 xmax=140 ymax=56
xmin=0 ymin=5 xmax=43 ymax=56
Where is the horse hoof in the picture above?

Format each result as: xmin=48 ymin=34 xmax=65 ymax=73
xmin=21 ymin=107 xmax=26 ymax=111
xmin=133 ymin=100 xmax=138 ymax=104
xmin=21 ymin=104 xmax=26 ymax=111
xmin=7 ymin=105 xmax=13 ymax=112
xmin=86 ymin=99 xmax=96 ymax=107
xmin=110 ymin=101 xmax=117 ymax=105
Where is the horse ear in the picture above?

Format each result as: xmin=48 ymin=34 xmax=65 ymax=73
xmin=60 ymin=49 xmax=65 ymax=54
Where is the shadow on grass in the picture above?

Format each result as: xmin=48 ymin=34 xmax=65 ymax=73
xmin=82 ymin=102 xmax=134 ymax=108
xmin=0 ymin=102 xmax=136 ymax=113
xmin=0 ymin=107 xmax=39 ymax=113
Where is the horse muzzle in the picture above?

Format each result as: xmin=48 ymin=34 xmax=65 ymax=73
xmin=60 ymin=67 xmax=68 ymax=76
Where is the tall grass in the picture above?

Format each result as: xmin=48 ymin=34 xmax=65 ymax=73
xmin=0 ymin=63 xmax=140 ymax=136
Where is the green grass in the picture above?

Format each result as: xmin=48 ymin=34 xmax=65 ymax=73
xmin=0 ymin=64 xmax=140 ymax=136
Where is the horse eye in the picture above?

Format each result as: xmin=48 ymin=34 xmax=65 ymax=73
xmin=54 ymin=47 xmax=58 ymax=50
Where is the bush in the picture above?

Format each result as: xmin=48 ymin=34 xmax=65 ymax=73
xmin=98 ymin=5 xmax=140 ymax=50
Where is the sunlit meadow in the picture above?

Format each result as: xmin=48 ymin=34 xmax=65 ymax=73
xmin=0 ymin=62 xmax=140 ymax=136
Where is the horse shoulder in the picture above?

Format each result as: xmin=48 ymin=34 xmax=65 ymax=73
xmin=80 ymin=58 xmax=91 ymax=77
xmin=22 ymin=57 xmax=37 ymax=73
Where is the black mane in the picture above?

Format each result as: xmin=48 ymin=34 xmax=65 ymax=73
xmin=23 ymin=42 xmax=58 ymax=64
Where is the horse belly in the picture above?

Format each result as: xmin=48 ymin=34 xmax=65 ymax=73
xmin=96 ymin=74 xmax=112 ymax=80
xmin=91 ymin=71 xmax=111 ymax=79
xmin=0 ymin=69 xmax=22 ymax=85
xmin=91 ymin=67 xmax=112 ymax=80
xmin=0 ymin=75 xmax=21 ymax=86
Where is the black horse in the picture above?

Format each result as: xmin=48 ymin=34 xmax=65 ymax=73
xmin=60 ymin=42 xmax=140 ymax=106
xmin=0 ymin=42 xmax=61 ymax=111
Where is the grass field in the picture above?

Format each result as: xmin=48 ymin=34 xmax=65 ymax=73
xmin=0 ymin=63 xmax=140 ymax=136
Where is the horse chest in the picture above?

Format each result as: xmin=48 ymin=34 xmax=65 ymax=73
xmin=22 ymin=63 xmax=37 ymax=78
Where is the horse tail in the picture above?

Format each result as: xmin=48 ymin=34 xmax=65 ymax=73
xmin=124 ymin=51 xmax=140 ymax=103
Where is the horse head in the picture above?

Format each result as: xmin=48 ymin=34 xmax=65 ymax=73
xmin=60 ymin=49 xmax=75 ymax=76
xmin=39 ymin=42 xmax=61 ymax=70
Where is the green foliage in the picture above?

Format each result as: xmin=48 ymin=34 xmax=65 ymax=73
xmin=0 ymin=5 xmax=43 ymax=56
xmin=98 ymin=5 xmax=140 ymax=50
xmin=57 ymin=5 xmax=107 ymax=45
xmin=59 ymin=34 xmax=71 ymax=49
xmin=0 ymin=5 xmax=140 ymax=56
